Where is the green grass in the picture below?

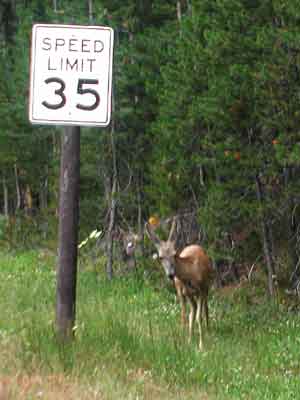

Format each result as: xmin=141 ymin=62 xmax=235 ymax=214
xmin=0 ymin=250 xmax=300 ymax=399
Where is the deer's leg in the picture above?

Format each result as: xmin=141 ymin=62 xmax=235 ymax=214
xmin=180 ymin=294 xmax=187 ymax=327
xmin=187 ymin=297 xmax=196 ymax=343
xmin=175 ymin=279 xmax=187 ymax=327
xmin=204 ymin=296 xmax=209 ymax=329
xmin=196 ymin=297 xmax=203 ymax=351
xmin=202 ymin=288 xmax=209 ymax=329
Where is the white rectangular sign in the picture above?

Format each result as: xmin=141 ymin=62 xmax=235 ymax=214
xmin=29 ymin=24 xmax=114 ymax=127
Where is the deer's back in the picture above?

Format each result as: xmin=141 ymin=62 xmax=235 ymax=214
xmin=179 ymin=245 xmax=214 ymax=286
xmin=179 ymin=244 xmax=207 ymax=259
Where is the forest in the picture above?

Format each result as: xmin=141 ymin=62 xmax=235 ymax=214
xmin=0 ymin=1 xmax=300 ymax=398
xmin=1 ymin=0 xmax=300 ymax=296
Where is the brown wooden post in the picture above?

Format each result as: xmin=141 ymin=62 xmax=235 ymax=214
xmin=56 ymin=126 xmax=80 ymax=341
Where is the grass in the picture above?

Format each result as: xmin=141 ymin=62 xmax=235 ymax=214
xmin=0 ymin=250 xmax=300 ymax=399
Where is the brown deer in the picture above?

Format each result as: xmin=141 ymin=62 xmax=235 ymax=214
xmin=146 ymin=218 xmax=214 ymax=350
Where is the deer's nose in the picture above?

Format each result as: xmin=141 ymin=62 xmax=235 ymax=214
xmin=168 ymin=273 xmax=175 ymax=281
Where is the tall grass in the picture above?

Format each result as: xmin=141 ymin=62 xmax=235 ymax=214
xmin=0 ymin=250 xmax=300 ymax=399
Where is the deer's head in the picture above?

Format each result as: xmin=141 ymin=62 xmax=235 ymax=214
xmin=119 ymin=228 xmax=140 ymax=257
xmin=146 ymin=218 xmax=177 ymax=280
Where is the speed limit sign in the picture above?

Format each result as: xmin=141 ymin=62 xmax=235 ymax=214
xmin=29 ymin=24 xmax=114 ymax=127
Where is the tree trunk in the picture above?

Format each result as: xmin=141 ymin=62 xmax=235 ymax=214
xmin=105 ymin=91 xmax=117 ymax=280
xmin=137 ymin=176 xmax=144 ymax=256
xmin=24 ymin=184 xmax=33 ymax=216
xmin=2 ymin=174 xmax=9 ymax=216
xmin=284 ymin=167 xmax=299 ymax=276
xmin=14 ymin=163 xmax=21 ymax=211
xmin=199 ymin=165 xmax=205 ymax=187
xmin=213 ymin=259 xmax=222 ymax=288
xmin=106 ymin=176 xmax=117 ymax=280
xmin=88 ymin=0 xmax=93 ymax=22
xmin=39 ymin=174 xmax=48 ymax=210
xmin=53 ymin=0 xmax=57 ymax=13
xmin=255 ymin=174 xmax=276 ymax=297
xmin=176 ymin=1 xmax=182 ymax=23
xmin=187 ymin=0 xmax=192 ymax=15
xmin=176 ymin=0 xmax=182 ymax=37
xmin=2 ymin=0 xmax=17 ymax=45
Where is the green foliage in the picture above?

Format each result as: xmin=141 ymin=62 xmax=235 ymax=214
xmin=140 ymin=0 xmax=300 ymax=271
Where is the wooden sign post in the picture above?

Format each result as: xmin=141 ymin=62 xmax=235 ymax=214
xmin=29 ymin=24 xmax=114 ymax=341
xmin=56 ymin=126 xmax=80 ymax=340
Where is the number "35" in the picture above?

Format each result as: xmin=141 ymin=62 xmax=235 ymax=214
xmin=42 ymin=78 xmax=100 ymax=111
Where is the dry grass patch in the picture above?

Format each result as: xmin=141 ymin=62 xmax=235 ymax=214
xmin=0 ymin=371 xmax=209 ymax=400
xmin=0 ymin=374 xmax=103 ymax=400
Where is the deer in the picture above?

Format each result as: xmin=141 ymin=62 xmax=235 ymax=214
xmin=119 ymin=228 xmax=141 ymax=272
xmin=146 ymin=218 xmax=214 ymax=350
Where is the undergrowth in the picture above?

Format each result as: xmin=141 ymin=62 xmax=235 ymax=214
xmin=0 ymin=250 xmax=300 ymax=399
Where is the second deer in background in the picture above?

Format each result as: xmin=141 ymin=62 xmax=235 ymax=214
xmin=119 ymin=228 xmax=141 ymax=272
xmin=146 ymin=218 xmax=214 ymax=350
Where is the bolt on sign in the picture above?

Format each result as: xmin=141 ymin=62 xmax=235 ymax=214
xmin=29 ymin=24 xmax=114 ymax=127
